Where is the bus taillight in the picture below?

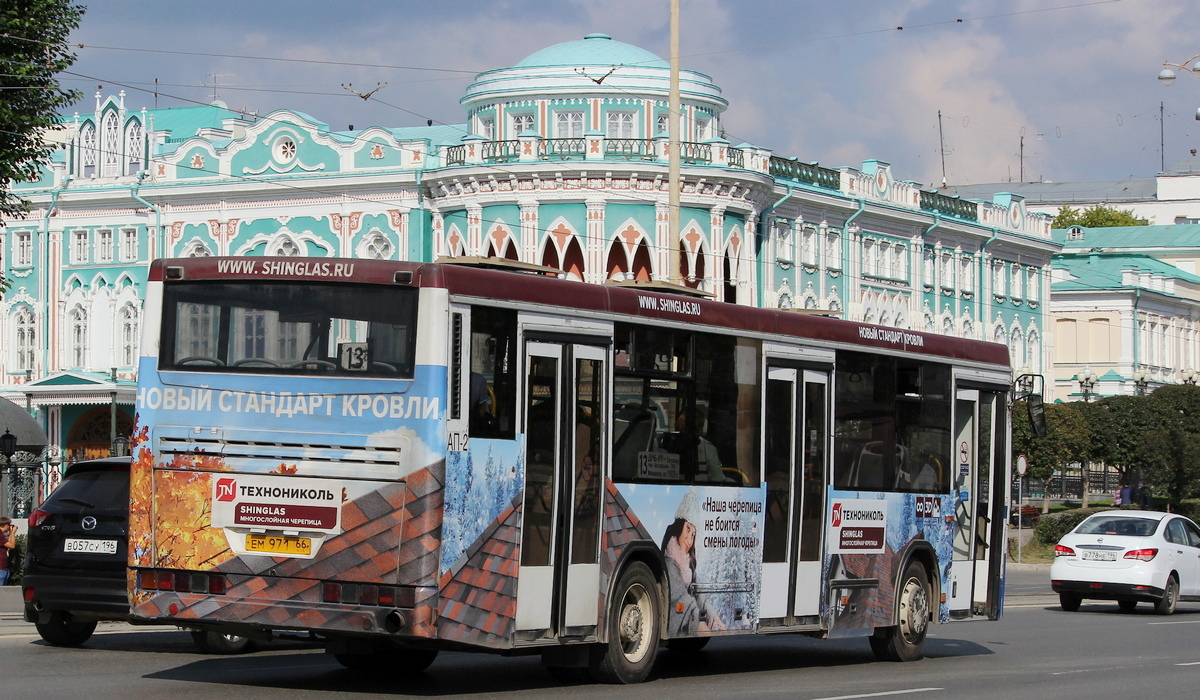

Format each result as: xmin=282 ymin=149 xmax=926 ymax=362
xmin=321 ymin=581 xmax=404 ymax=607
xmin=138 ymin=569 xmax=227 ymax=594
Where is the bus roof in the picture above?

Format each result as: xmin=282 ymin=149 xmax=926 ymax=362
xmin=149 ymin=257 xmax=1012 ymax=368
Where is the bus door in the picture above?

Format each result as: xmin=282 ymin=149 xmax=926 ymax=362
xmin=950 ymin=388 xmax=1005 ymax=618
xmin=760 ymin=367 xmax=829 ymax=625
xmin=515 ymin=341 xmax=607 ymax=639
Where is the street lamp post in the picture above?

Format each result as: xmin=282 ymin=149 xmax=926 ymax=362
xmin=1 ymin=429 xmax=15 ymax=519
xmin=1182 ymin=368 xmax=1199 ymax=386
xmin=1159 ymin=53 xmax=1200 ymax=122
xmin=1078 ymin=366 xmax=1097 ymax=402
xmin=1133 ymin=368 xmax=1150 ymax=396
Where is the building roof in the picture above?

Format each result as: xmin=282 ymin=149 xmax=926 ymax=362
xmin=142 ymin=102 xmax=244 ymax=141
xmin=940 ymin=179 xmax=1157 ymax=206
xmin=1052 ymin=224 xmax=1200 ymax=249
xmin=1052 ymin=251 xmax=1200 ymax=292
xmin=514 ymin=33 xmax=668 ymax=69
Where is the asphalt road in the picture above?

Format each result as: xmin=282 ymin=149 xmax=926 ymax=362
xmin=3 ymin=566 xmax=1197 ymax=699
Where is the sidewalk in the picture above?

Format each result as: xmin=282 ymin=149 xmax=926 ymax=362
xmin=0 ymin=586 xmax=20 ymax=615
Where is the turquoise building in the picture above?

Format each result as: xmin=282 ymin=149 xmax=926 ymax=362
xmin=1 ymin=34 xmax=1058 ymax=493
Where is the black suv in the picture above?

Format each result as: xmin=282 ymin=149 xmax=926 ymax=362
xmin=22 ymin=457 xmax=251 ymax=652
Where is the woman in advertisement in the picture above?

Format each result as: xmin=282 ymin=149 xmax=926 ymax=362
xmin=661 ymin=489 xmax=726 ymax=636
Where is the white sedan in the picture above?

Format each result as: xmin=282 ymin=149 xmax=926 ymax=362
xmin=1050 ymin=510 xmax=1200 ymax=614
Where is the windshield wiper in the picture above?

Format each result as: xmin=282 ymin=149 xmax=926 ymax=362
xmin=58 ymin=497 xmax=95 ymax=508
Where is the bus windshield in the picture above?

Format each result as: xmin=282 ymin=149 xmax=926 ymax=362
xmin=159 ymin=281 xmax=418 ymax=378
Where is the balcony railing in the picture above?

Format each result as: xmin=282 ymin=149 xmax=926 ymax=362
xmin=604 ymin=138 xmax=655 ymax=160
xmin=680 ymin=141 xmax=711 ymax=164
xmin=446 ymin=145 xmax=465 ymax=166
xmin=541 ymin=138 xmax=586 ymax=159
xmin=727 ymin=147 xmax=744 ymax=169
xmin=481 ymin=139 xmax=520 ymax=162
xmin=919 ymin=190 xmax=978 ymax=221
xmin=768 ymin=156 xmax=840 ymax=190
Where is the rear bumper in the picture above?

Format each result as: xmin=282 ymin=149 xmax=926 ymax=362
xmin=21 ymin=570 xmax=130 ymax=622
xmin=1051 ymin=579 xmax=1165 ymax=601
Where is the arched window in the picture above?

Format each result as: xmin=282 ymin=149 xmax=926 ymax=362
xmin=101 ymin=111 xmax=120 ymax=176
xmin=69 ymin=305 xmax=89 ymax=368
xmin=13 ymin=307 xmax=35 ymax=372
xmin=120 ymin=303 xmax=139 ymax=367
xmin=124 ymin=120 xmax=143 ymax=175
xmin=80 ymin=123 xmax=97 ymax=177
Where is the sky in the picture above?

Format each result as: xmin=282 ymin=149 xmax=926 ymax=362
xmin=60 ymin=0 xmax=1200 ymax=188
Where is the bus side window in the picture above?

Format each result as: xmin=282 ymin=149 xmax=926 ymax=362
xmin=469 ymin=307 xmax=517 ymax=439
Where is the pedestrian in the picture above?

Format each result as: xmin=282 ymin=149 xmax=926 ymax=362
xmin=0 ymin=517 xmax=17 ymax=586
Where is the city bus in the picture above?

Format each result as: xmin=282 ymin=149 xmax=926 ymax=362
xmin=127 ymin=256 xmax=1011 ymax=683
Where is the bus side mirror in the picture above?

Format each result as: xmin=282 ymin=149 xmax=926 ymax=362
xmin=1026 ymin=394 xmax=1047 ymax=438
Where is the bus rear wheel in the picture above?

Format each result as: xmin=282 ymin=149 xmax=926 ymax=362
xmin=589 ymin=561 xmax=661 ymax=684
xmin=870 ymin=562 xmax=930 ymax=662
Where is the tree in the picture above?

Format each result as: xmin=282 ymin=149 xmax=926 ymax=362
xmin=1013 ymin=401 xmax=1090 ymax=511
xmin=1082 ymin=395 xmax=1162 ymax=492
xmin=1141 ymin=385 xmax=1200 ymax=506
xmin=1052 ymin=204 xmax=1148 ymax=229
xmin=0 ymin=0 xmax=85 ymax=286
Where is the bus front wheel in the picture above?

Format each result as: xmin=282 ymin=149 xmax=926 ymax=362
xmin=869 ymin=561 xmax=930 ymax=662
xmin=589 ymin=561 xmax=661 ymax=684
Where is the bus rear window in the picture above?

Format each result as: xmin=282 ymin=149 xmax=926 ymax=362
xmin=160 ymin=282 xmax=418 ymax=378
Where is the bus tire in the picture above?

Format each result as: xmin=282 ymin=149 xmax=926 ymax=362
xmin=589 ymin=561 xmax=661 ymax=684
xmin=869 ymin=561 xmax=930 ymax=662
xmin=190 ymin=630 xmax=254 ymax=654
xmin=35 ymin=612 xmax=97 ymax=647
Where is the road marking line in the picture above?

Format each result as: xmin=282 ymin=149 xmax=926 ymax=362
xmin=1176 ymin=662 xmax=1200 ymax=666
xmin=1148 ymin=620 xmax=1200 ymax=625
xmin=813 ymin=689 xmax=943 ymax=700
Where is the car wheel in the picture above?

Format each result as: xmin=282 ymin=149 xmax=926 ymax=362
xmin=190 ymin=630 xmax=254 ymax=654
xmin=1118 ymin=599 xmax=1137 ymax=612
xmin=869 ymin=562 xmax=930 ymax=662
xmin=1155 ymin=576 xmax=1179 ymax=615
xmin=35 ymin=612 xmax=98 ymax=647
xmin=1058 ymin=592 xmax=1082 ymax=612
xmin=588 ymin=561 xmax=661 ymax=683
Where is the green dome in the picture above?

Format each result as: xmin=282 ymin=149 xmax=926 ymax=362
xmin=514 ymin=34 xmax=668 ymax=69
